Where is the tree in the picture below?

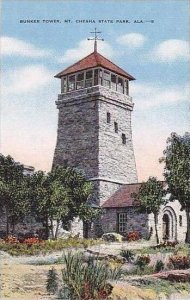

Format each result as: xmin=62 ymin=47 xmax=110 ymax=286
xmin=77 ymin=203 xmax=102 ymax=238
xmin=160 ymin=132 xmax=190 ymax=243
xmin=0 ymin=154 xmax=29 ymax=235
xmin=29 ymin=170 xmax=70 ymax=239
xmin=134 ymin=177 xmax=167 ymax=244
xmin=30 ymin=166 xmax=98 ymax=239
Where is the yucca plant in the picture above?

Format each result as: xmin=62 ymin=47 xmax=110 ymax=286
xmin=46 ymin=267 xmax=59 ymax=294
xmin=120 ymin=249 xmax=135 ymax=263
xmin=61 ymin=251 xmax=122 ymax=300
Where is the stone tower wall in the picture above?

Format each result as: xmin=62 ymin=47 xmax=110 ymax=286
xmin=53 ymin=95 xmax=99 ymax=178
xmin=98 ymin=100 xmax=137 ymax=183
xmin=53 ymin=86 xmax=138 ymax=207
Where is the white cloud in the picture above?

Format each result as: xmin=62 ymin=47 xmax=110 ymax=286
xmin=116 ymin=33 xmax=147 ymax=48
xmin=1 ymin=36 xmax=51 ymax=57
xmin=2 ymin=65 xmax=53 ymax=95
xmin=130 ymin=82 xmax=189 ymax=109
xmin=150 ymin=39 xmax=189 ymax=62
xmin=58 ymin=39 xmax=114 ymax=64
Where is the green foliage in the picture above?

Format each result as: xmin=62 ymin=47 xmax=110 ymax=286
xmin=134 ymin=177 xmax=167 ymax=244
xmin=60 ymin=252 xmax=122 ymax=300
xmin=161 ymin=132 xmax=190 ymax=243
xmin=124 ymin=265 xmax=155 ymax=276
xmin=134 ymin=278 xmax=190 ymax=297
xmin=135 ymin=255 xmax=150 ymax=271
xmin=169 ymin=255 xmax=190 ymax=269
xmin=0 ymin=238 xmax=102 ymax=256
xmin=46 ymin=267 xmax=59 ymax=294
xmin=29 ymin=166 xmax=98 ymax=239
xmin=0 ymin=154 xmax=30 ymax=234
xmin=120 ymin=249 xmax=135 ymax=262
xmin=102 ymin=232 xmax=123 ymax=242
xmin=135 ymin=177 xmax=167 ymax=215
xmin=155 ymin=260 xmax=164 ymax=272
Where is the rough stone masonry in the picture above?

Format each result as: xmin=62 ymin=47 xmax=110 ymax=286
xmin=53 ymin=85 xmax=138 ymax=207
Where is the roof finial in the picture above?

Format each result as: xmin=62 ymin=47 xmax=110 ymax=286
xmin=87 ymin=28 xmax=104 ymax=52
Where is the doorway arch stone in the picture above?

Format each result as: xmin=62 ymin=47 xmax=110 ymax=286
xmin=162 ymin=206 xmax=177 ymax=241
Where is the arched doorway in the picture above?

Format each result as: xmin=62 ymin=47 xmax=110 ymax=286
xmin=163 ymin=214 xmax=170 ymax=240
xmin=162 ymin=207 xmax=177 ymax=241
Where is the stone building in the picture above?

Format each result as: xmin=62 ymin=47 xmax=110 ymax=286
xmin=53 ymin=43 xmax=187 ymax=242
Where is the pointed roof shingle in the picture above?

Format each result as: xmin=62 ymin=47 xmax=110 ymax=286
xmin=102 ymin=183 xmax=141 ymax=208
xmin=55 ymin=51 xmax=135 ymax=80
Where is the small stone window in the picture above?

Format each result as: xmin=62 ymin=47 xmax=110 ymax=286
xmin=122 ymin=133 xmax=126 ymax=144
xmin=179 ymin=215 xmax=182 ymax=227
xmin=107 ymin=112 xmax=111 ymax=123
xmin=118 ymin=213 xmax=127 ymax=233
xmin=63 ymin=159 xmax=68 ymax=168
xmin=114 ymin=122 xmax=118 ymax=133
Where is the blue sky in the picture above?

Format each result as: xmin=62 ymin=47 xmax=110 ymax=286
xmin=1 ymin=0 xmax=189 ymax=181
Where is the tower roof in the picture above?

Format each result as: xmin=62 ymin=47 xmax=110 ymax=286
xmin=55 ymin=51 xmax=135 ymax=80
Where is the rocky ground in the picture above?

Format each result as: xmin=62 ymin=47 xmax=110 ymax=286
xmin=0 ymin=251 xmax=62 ymax=300
xmin=1 ymin=241 xmax=190 ymax=300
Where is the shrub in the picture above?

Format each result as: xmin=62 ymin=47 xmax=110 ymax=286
xmin=23 ymin=237 xmax=43 ymax=245
xmin=61 ymin=252 xmax=122 ymax=300
xmin=126 ymin=231 xmax=140 ymax=242
xmin=46 ymin=267 xmax=59 ymax=294
xmin=152 ymin=241 xmax=178 ymax=249
xmin=0 ymin=238 xmax=101 ymax=256
xmin=169 ymin=255 xmax=190 ymax=269
xmin=4 ymin=235 xmax=19 ymax=244
xmin=155 ymin=260 xmax=165 ymax=272
xmin=135 ymin=255 xmax=150 ymax=271
xmin=120 ymin=249 xmax=135 ymax=262
xmin=102 ymin=233 xmax=123 ymax=242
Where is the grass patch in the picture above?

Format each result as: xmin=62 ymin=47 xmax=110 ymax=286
xmin=134 ymin=243 xmax=190 ymax=256
xmin=132 ymin=277 xmax=190 ymax=297
xmin=124 ymin=265 xmax=155 ymax=276
xmin=0 ymin=238 xmax=102 ymax=256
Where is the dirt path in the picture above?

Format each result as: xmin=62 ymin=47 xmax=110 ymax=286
xmin=0 ymin=251 xmax=64 ymax=300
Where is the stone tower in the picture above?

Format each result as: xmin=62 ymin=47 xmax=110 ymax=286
xmin=53 ymin=48 xmax=138 ymax=207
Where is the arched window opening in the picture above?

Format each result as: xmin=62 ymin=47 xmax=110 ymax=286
xmin=122 ymin=133 xmax=126 ymax=144
xmin=107 ymin=112 xmax=111 ymax=123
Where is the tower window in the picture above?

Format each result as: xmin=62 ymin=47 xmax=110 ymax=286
xmin=122 ymin=133 xmax=126 ymax=144
xmin=114 ymin=122 xmax=118 ymax=133
xmin=68 ymin=75 xmax=75 ymax=91
xmin=94 ymin=69 xmax=99 ymax=85
xmin=85 ymin=70 xmax=93 ymax=88
xmin=124 ymin=80 xmax=129 ymax=95
xmin=76 ymin=72 xmax=84 ymax=89
xmin=179 ymin=215 xmax=182 ymax=227
xmin=107 ymin=112 xmax=111 ymax=123
xmin=118 ymin=77 xmax=124 ymax=93
xmin=86 ymin=70 xmax=93 ymax=79
xmin=61 ymin=77 xmax=67 ymax=93
xmin=111 ymin=74 xmax=117 ymax=91
xmin=103 ymin=70 xmax=111 ymax=88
